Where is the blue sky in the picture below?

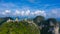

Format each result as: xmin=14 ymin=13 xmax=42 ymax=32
xmin=0 ymin=0 xmax=60 ymax=18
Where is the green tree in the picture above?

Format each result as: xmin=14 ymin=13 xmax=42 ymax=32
xmin=33 ymin=16 xmax=45 ymax=26
xmin=0 ymin=21 xmax=40 ymax=34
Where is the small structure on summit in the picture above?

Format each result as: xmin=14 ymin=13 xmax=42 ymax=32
xmin=15 ymin=18 xmax=19 ymax=22
xmin=7 ymin=19 xmax=13 ymax=22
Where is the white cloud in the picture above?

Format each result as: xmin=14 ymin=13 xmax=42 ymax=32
xmin=5 ymin=10 xmax=11 ymax=14
xmin=20 ymin=11 xmax=25 ymax=16
xmin=1 ymin=10 xmax=11 ymax=15
xmin=32 ymin=10 xmax=46 ymax=17
xmin=0 ymin=9 xmax=46 ymax=17
xmin=13 ymin=9 xmax=46 ymax=17
xmin=25 ymin=10 xmax=30 ymax=16
xmin=14 ymin=10 xmax=20 ymax=15
xmin=13 ymin=10 xmax=25 ymax=16
xmin=31 ymin=12 xmax=35 ymax=15
xmin=35 ymin=10 xmax=43 ymax=15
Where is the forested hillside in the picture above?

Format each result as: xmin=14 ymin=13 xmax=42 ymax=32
xmin=0 ymin=17 xmax=13 ymax=25
xmin=0 ymin=16 xmax=60 ymax=34
xmin=0 ymin=20 xmax=40 ymax=34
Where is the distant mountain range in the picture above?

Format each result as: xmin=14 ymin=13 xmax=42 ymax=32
xmin=0 ymin=17 xmax=60 ymax=23
xmin=14 ymin=17 xmax=60 ymax=21
xmin=0 ymin=17 xmax=13 ymax=25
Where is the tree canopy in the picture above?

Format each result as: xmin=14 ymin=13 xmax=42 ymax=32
xmin=0 ymin=21 xmax=40 ymax=34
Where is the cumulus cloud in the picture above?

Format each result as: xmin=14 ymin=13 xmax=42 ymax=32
xmin=0 ymin=9 xmax=46 ymax=17
xmin=31 ymin=10 xmax=46 ymax=17
xmin=5 ymin=10 xmax=11 ymax=13
xmin=25 ymin=10 xmax=30 ymax=16
xmin=2 ymin=10 xmax=11 ymax=15
xmin=14 ymin=10 xmax=20 ymax=15
xmin=35 ymin=10 xmax=45 ymax=15
xmin=13 ymin=10 xmax=25 ymax=16
xmin=20 ymin=11 xmax=25 ymax=16
xmin=13 ymin=9 xmax=30 ymax=16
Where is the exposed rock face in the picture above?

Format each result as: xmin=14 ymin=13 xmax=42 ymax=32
xmin=47 ymin=21 xmax=59 ymax=34
xmin=33 ymin=16 xmax=60 ymax=34
xmin=7 ymin=19 xmax=13 ymax=22
xmin=53 ymin=23 xmax=59 ymax=34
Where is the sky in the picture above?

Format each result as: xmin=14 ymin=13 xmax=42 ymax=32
xmin=0 ymin=0 xmax=60 ymax=18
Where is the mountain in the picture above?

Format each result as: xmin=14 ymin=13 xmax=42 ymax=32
xmin=0 ymin=20 xmax=40 ymax=34
xmin=0 ymin=17 xmax=13 ymax=25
